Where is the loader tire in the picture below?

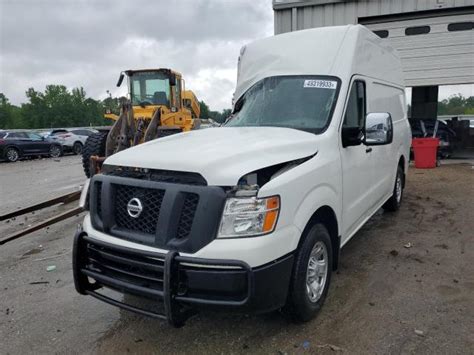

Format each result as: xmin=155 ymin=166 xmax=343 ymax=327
xmin=82 ymin=131 xmax=108 ymax=178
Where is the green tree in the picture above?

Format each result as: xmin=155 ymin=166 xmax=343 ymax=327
xmin=19 ymin=85 xmax=111 ymax=129
xmin=199 ymin=100 xmax=211 ymax=119
xmin=0 ymin=93 xmax=24 ymax=129
xmin=438 ymin=94 xmax=474 ymax=115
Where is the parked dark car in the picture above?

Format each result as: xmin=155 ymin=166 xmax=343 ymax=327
xmin=0 ymin=131 xmax=63 ymax=162
xmin=409 ymin=119 xmax=456 ymax=158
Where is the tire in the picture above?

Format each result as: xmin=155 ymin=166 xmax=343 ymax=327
xmin=73 ymin=141 xmax=83 ymax=155
xmin=82 ymin=131 xmax=108 ymax=178
xmin=382 ymin=165 xmax=404 ymax=212
xmin=49 ymin=144 xmax=62 ymax=158
xmin=284 ymin=223 xmax=333 ymax=322
xmin=5 ymin=147 xmax=19 ymax=162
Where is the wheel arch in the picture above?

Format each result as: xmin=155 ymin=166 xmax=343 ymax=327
xmin=6 ymin=144 xmax=22 ymax=154
xmin=298 ymin=205 xmax=340 ymax=271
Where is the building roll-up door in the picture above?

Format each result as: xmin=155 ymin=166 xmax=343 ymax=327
xmin=360 ymin=11 xmax=474 ymax=87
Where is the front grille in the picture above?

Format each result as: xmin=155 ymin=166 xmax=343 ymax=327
xmin=114 ymin=185 xmax=164 ymax=235
xmin=95 ymin=182 xmax=103 ymax=219
xmin=176 ymin=193 xmax=199 ymax=239
xmin=85 ymin=242 xmax=165 ymax=294
xmin=90 ymin=174 xmax=226 ymax=253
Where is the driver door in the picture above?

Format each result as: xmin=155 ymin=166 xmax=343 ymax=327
xmin=26 ymin=132 xmax=49 ymax=154
xmin=339 ymin=79 xmax=374 ymax=244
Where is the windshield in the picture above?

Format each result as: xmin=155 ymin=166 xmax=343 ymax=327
xmin=130 ymin=71 xmax=170 ymax=106
xmin=226 ymin=76 xmax=340 ymax=133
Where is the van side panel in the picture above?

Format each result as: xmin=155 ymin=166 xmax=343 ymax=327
xmin=366 ymin=80 xmax=408 ymax=206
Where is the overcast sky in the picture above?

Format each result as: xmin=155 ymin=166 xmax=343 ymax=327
xmin=0 ymin=0 xmax=273 ymax=111
xmin=0 ymin=0 xmax=472 ymax=112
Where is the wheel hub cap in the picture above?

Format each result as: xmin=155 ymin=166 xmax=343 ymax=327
xmin=306 ymin=241 xmax=328 ymax=303
xmin=7 ymin=150 xmax=18 ymax=160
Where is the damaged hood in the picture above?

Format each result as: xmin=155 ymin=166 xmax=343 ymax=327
xmin=104 ymin=127 xmax=318 ymax=186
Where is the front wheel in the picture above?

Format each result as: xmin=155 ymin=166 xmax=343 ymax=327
xmin=73 ymin=142 xmax=83 ymax=155
xmin=82 ymin=131 xmax=108 ymax=177
xmin=5 ymin=147 xmax=20 ymax=162
xmin=284 ymin=223 xmax=332 ymax=322
xmin=383 ymin=166 xmax=404 ymax=212
xmin=49 ymin=145 xmax=62 ymax=158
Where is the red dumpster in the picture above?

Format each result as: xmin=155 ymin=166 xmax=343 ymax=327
xmin=412 ymin=138 xmax=439 ymax=169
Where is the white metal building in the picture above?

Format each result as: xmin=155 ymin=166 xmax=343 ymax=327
xmin=273 ymin=0 xmax=474 ymax=118
xmin=273 ymin=0 xmax=474 ymax=87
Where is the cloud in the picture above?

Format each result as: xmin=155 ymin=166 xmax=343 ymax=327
xmin=0 ymin=0 xmax=273 ymax=111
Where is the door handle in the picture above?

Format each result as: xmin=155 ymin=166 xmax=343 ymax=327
xmin=365 ymin=147 xmax=372 ymax=153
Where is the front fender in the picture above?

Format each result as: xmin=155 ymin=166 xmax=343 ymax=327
xmin=258 ymin=145 xmax=342 ymax=246
xmin=293 ymin=183 xmax=341 ymax=233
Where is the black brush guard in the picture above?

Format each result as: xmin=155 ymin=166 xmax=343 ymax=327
xmin=73 ymin=231 xmax=254 ymax=327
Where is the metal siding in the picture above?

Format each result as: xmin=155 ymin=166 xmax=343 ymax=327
xmin=277 ymin=8 xmax=293 ymax=34
xmin=380 ymin=0 xmax=391 ymax=13
xmin=364 ymin=13 xmax=474 ymax=86
xmin=275 ymin=0 xmax=474 ymax=29
xmin=314 ymin=5 xmax=325 ymax=26
xmin=274 ymin=0 xmax=474 ymax=86
xmin=302 ymin=6 xmax=313 ymax=29
xmin=324 ymin=4 xmax=334 ymax=26
xmin=334 ymin=3 xmax=346 ymax=24
xmin=356 ymin=0 xmax=369 ymax=18
xmin=344 ymin=1 xmax=357 ymax=24
xmin=292 ymin=7 xmax=298 ymax=31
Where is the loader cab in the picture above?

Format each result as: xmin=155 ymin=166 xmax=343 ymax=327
xmin=118 ymin=69 xmax=182 ymax=111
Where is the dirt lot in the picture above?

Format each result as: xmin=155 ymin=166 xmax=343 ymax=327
xmin=0 ymin=160 xmax=473 ymax=354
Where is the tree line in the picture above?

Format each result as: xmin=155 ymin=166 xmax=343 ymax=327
xmin=199 ymin=101 xmax=232 ymax=124
xmin=0 ymin=86 xmax=110 ymax=129
xmin=1 ymin=86 xmax=473 ymax=130
xmin=0 ymin=85 xmax=232 ymax=130
xmin=438 ymin=94 xmax=474 ymax=116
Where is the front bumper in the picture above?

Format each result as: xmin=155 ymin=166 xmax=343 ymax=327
xmin=73 ymin=230 xmax=294 ymax=327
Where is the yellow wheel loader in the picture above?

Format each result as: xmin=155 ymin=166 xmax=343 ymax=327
xmin=82 ymin=69 xmax=201 ymax=177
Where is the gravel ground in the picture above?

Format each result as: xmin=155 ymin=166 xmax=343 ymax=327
xmin=0 ymin=155 xmax=84 ymax=214
xmin=0 ymin=161 xmax=473 ymax=354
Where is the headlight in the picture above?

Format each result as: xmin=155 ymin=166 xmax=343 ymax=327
xmin=217 ymin=195 xmax=280 ymax=238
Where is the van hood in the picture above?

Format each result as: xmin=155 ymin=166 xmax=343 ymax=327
xmin=104 ymin=127 xmax=318 ymax=186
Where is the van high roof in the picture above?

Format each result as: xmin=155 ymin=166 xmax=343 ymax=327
xmin=234 ymin=25 xmax=403 ymax=103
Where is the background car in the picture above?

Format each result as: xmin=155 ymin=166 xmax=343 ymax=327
xmin=409 ymin=119 xmax=456 ymax=158
xmin=47 ymin=128 xmax=98 ymax=155
xmin=0 ymin=131 xmax=63 ymax=162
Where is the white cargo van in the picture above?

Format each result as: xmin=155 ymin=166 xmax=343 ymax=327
xmin=73 ymin=25 xmax=411 ymax=326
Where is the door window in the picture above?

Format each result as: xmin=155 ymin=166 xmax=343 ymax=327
xmin=343 ymin=81 xmax=366 ymax=129
xmin=27 ymin=132 xmax=43 ymax=141
xmin=71 ymin=129 xmax=88 ymax=136
xmin=7 ymin=132 xmax=28 ymax=139
xmin=174 ymin=79 xmax=181 ymax=108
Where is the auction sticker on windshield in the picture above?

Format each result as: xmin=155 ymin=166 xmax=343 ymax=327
xmin=303 ymin=80 xmax=337 ymax=89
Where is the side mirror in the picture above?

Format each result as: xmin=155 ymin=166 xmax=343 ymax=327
xmin=365 ymin=112 xmax=393 ymax=145
xmin=116 ymin=73 xmax=124 ymax=87
xmin=342 ymin=126 xmax=363 ymax=147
